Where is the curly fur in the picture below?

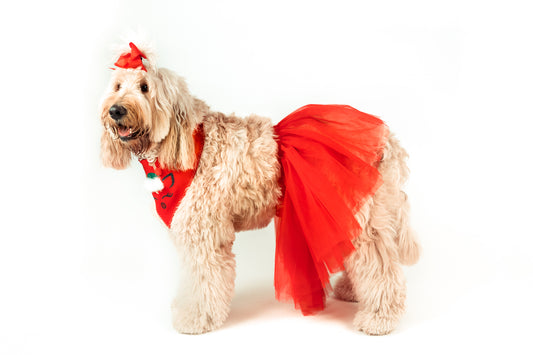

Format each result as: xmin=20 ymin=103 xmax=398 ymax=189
xmin=99 ymin=43 xmax=420 ymax=335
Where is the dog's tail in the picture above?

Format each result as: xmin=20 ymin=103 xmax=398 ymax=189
xmin=384 ymin=135 xmax=421 ymax=265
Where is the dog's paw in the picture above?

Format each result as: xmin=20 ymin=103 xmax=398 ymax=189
xmin=171 ymin=300 xmax=228 ymax=335
xmin=353 ymin=309 xmax=400 ymax=336
xmin=333 ymin=274 xmax=358 ymax=302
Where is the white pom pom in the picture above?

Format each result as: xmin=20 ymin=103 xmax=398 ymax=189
xmin=144 ymin=176 xmax=164 ymax=192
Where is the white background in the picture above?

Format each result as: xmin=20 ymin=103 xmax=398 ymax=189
xmin=1 ymin=0 xmax=532 ymax=354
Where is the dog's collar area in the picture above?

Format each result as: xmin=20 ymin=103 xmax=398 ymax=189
xmin=138 ymin=126 xmax=205 ymax=228
xmin=136 ymin=153 xmax=158 ymax=163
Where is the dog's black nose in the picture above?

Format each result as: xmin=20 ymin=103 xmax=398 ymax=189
xmin=109 ymin=105 xmax=127 ymax=120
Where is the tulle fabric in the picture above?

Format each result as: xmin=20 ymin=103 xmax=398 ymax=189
xmin=273 ymin=105 xmax=389 ymax=315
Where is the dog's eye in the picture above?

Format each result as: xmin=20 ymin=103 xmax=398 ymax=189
xmin=115 ymin=83 xmax=121 ymax=91
xmin=140 ymin=83 xmax=149 ymax=93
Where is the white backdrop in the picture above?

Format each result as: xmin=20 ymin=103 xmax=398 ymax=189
xmin=1 ymin=1 xmax=532 ymax=354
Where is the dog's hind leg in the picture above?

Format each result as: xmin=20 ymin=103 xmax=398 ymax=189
xmin=342 ymin=135 xmax=413 ymax=335
xmin=346 ymin=197 xmax=407 ymax=335
xmin=394 ymin=191 xmax=420 ymax=265
xmin=333 ymin=272 xmax=358 ymax=302
xmin=171 ymin=222 xmax=236 ymax=334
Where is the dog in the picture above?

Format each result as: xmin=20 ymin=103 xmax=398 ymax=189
xmin=99 ymin=42 xmax=420 ymax=335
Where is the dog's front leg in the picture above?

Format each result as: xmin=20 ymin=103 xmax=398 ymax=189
xmin=171 ymin=223 xmax=236 ymax=334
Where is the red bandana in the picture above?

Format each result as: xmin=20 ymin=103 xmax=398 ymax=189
xmin=114 ymin=42 xmax=147 ymax=71
xmin=139 ymin=126 xmax=204 ymax=227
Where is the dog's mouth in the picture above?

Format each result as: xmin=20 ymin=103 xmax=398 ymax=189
xmin=116 ymin=124 xmax=141 ymax=141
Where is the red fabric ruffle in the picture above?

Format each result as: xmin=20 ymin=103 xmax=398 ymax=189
xmin=273 ymin=104 xmax=388 ymax=315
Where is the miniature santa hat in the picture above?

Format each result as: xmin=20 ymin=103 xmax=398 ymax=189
xmin=114 ymin=42 xmax=147 ymax=71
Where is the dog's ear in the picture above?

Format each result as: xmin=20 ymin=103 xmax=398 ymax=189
xmin=155 ymin=68 xmax=202 ymax=171
xmin=101 ymin=130 xmax=132 ymax=169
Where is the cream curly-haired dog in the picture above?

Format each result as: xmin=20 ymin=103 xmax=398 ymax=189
xmin=99 ymin=42 xmax=420 ymax=335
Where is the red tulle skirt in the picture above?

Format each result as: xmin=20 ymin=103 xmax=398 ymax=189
xmin=273 ymin=104 xmax=389 ymax=315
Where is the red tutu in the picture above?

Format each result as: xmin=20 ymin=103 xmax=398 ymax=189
xmin=273 ymin=104 xmax=389 ymax=315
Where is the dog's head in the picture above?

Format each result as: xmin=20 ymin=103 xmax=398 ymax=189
xmin=99 ymin=42 xmax=204 ymax=170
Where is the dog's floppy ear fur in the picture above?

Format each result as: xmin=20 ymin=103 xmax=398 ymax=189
xmin=101 ymin=130 xmax=132 ymax=169
xmin=156 ymin=68 xmax=202 ymax=171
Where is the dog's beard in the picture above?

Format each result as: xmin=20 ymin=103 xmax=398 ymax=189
xmin=123 ymin=134 xmax=152 ymax=156
xmin=105 ymin=120 xmax=153 ymax=157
